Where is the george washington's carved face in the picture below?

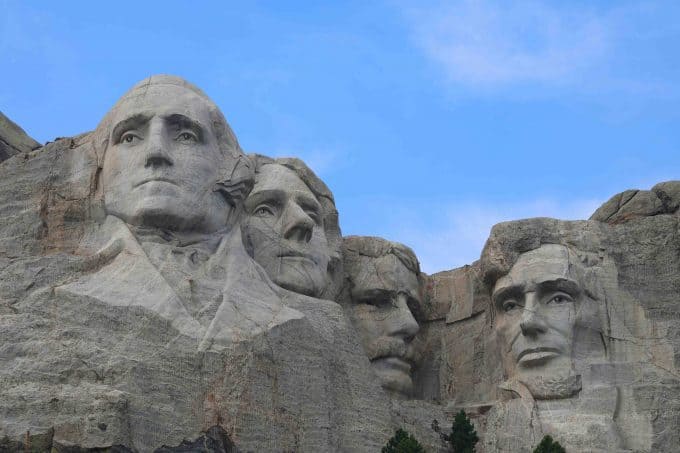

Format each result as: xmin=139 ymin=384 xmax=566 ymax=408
xmin=101 ymin=84 xmax=232 ymax=233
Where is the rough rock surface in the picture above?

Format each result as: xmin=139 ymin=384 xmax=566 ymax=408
xmin=431 ymin=213 xmax=680 ymax=452
xmin=2 ymin=78 xmax=680 ymax=452
xmin=0 ymin=111 xmax=41 ymax=163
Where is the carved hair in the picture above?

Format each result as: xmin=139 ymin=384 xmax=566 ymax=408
xmin=480 ymin=218 xmax=604 ymax=293
xmin=342 ymin=235 xmax=421 ymax=276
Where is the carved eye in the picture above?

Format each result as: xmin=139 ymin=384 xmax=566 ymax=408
xmin=547 ymin=293 xmax=573 ymax=305
xmin=120 ymin=132 xmax=140 ymax=144
xmin=364 ymin=294 xmax=393 ymax=308
xmin=254 ymin=205 xmax=275 ymax=217
xmin=305 ymin=209 xmax=320 ymax=224
xmin=503 ymin=300 xmax=519 ymax=313
xmin=177 ymin=131 xmax=197 ymax=142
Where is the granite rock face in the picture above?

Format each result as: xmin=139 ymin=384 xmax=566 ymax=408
xmin=433 ymin=214 xmax=680 ymax=452
xmin=0 ymin=111 xmax=41 ymax=163
xmin=2 ymin=76 xmax=679 ymax=452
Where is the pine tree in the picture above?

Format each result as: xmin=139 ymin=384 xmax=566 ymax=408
xmin=533 ymin=434 xmax=566 ymax=453
xmin=447 ymin=410 xmax=479 ymax=453
xmin=382 ymin=428 xmax=426 ymax=453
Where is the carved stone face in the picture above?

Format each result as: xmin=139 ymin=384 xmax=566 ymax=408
xmin=242 ymin=164 xmax=331 ymax=297
xmin=346 ymin=253 xmax=420 ymax=397
xmin=101 ymin=84 xmax=231 ymax=233
xmin=492 ymin=244 xmax=581 ymax=392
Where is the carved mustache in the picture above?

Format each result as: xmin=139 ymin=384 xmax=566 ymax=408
xmin=364 ymin=336 xmax=415 ymax=364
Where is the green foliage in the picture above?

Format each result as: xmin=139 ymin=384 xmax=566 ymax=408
xmin=447 ymin=410 xmax=479 ymax=453
xmin=382 ymin=428 xmax=426 ymax=453
xmin=533 ymin=434 xmax=566 ymax=453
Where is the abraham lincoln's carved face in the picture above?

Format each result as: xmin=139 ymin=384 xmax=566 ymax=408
xmin=493 ymin=244 xmax=582 ymax=396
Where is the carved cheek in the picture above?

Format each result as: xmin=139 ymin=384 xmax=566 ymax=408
xmin=496 ymin=314 xmax=518 ymax=344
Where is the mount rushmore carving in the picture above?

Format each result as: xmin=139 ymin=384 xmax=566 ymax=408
xmin=1 ymin=75 xmax=679 ymax=452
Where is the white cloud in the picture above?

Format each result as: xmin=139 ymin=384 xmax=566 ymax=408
xmin=406 ymin=0 xmax=610 ymax=88
xmin=392 ymin=197 xmax=603 ymax=274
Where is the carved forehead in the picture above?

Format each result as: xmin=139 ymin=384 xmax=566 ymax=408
xmin=494 ymin=244 xmax=574 ymax=293
xmin=346 ymin=252 xmax=420 ymax=297
xmin=251 ymin=163 xmax=317 ymax=199
xmin=109 ymin=84 xmax=214 ymax=130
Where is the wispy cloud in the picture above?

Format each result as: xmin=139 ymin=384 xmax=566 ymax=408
xmin=391 ymin=197 xmax=603 ymax=274
xmin=404 ymin=0 xmax=678 ymax=95
xmin=407 ymin=0 xmax=608 ymax=88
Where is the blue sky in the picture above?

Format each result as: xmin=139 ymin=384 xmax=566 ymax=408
xmin=2 ymin=0 xmax=679 ymax=273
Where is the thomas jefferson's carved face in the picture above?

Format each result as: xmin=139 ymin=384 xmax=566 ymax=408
xmin=493 ymin=245 xmax=580 ymax=389
xmin=242 ymin=164 xmax=331 ymax=297
xmin=102 ymin=85 xmax=231 ymax=233
xmin=346 ymin=253 xmax=420 ymax=397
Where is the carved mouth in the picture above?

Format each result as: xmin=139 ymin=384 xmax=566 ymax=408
xmin=134 ymin=177 xmax=177 ymax=188
xmin=517 ymin=347 xmax=561 ymax=365
xmin=372 ymin=356 xmax=413 ymax=374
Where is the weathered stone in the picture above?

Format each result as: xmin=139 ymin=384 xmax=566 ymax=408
xmin=475 ymin=215 xmax=680 ymax=452
xmin=0 ymin=76 xmax=395 ymax=452
xmin=3 ymin=76 xmax=680 ymax=452
xmin=0 ymin=111 xmax=41 ymax=163
xmin=242 ymin=154 xmax=342 ymax=300
xmin=652 ymin=180 xmax=680 ymax=213
xmin=590 ymin=189 xmax=665 ymax=224
xmin=153 ymin=425 xmax=238 ymax=452
xmin=340 ymin=236 xmax=422 ymax=399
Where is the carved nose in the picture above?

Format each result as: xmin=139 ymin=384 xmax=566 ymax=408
xmin=389 ymin=293 xmax=420 ymax=342
xmin=282 ymin=202 xmax=314 ymax=243
xmin=519 ymin=295 xmax=547 ymax=337
xmin=144 ymin=125 xmax=173 ymax=169
xmin=145 ymin=154 xmax=173 ymax=169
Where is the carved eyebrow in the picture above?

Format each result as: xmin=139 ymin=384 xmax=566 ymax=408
xmin=245 ymin=189 xmax=285 ymax=211
xmin=163 ymin=114 xmax=205 ymax=142
xmin=492 ymin=285 xmax=524 ymax=307
xmin=296 ymin=194 xmax=321 ymax=215
xmin=353 ymin=288 xmax=392 ymax=304
xmin=536 ymin=278 xmax=582 ymax=297
xmin=111 ymin=113 xmax=152 ymax=143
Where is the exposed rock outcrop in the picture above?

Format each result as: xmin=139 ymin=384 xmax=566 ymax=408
xmin=2 ymin=78 xmax=679 ymax=452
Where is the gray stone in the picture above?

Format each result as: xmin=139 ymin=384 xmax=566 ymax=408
xmin=475 ymin=215 xmax=680 ymax=451
xmin=241 ymin=154 xmax=342 ymax=300
xmin=652 ymin=180 xmax=680 ymax=213
xmin=3 ymin=75 xmax=680 ymax=452
xmin=0 ymin=76 xmax=395 ymax=452
xmin=340 ymin=236 xmax=423 ymax=399
xmin=0 ymin=111 xmax=41 ymax=163
xmin=590 ymin=189 xmax=665 ymax=224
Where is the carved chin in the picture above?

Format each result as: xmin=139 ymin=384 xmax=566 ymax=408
xmin=520 ymin=372 xmax=582 ymax=400
xmin=271 ymin=262 xmax=326 ymax=298
xmin=371 ymin=360 xmax=413 ymax=397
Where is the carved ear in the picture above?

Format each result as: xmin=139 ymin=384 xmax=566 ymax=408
xmin=214 ymin=154 xmax=254 ymax=207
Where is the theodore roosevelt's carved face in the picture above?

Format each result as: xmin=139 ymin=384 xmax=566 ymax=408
xmin=242 ymin=164 xmax=331 ymax=297
xmin=493 ymin=244 xmax=581 ymax=389
xmin=343 ymin=240 xmax=420 ymax=397
xmin=101 ymin=84 xmax=232 ymax=233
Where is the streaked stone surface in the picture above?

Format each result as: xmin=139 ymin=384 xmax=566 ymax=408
xmin=2 ymin=77 xmax=679 ymax=452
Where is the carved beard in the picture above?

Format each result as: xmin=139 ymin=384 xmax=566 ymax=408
xmin=519 ymin=370 xmax=582 ymax=400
